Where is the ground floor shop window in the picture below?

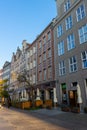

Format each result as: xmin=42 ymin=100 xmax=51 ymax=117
xmin=69 ymin=90 xmax=77 ymax=107
xmin=61 ymin=83 xmax=67 ymax=104
xmin=40 ymin=90 xmax=45 ymax=102
xmin=49 ymin=89 xmax=53 ymax=101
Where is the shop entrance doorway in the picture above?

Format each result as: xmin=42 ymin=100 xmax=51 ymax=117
xmin=68 ymin=90 xmax=77 ymax=108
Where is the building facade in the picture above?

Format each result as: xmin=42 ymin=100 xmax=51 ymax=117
xmin=26 ymin=40 xmax=37 ymax=100
xmin=54 ymin=0 xmax=87 ymax=109
xmin=36 ymin=22 xmax=57 ymax=106
xmin=10 ymin=40 xmax=29 ymax=101
xmin=2 ymin=61 xmax=11 ymax=91
xmin=0 ymin=69 xmax=3 ymax=82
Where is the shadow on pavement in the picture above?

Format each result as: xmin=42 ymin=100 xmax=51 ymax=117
xmin=3 ymin=106 xmax=87 ymax=130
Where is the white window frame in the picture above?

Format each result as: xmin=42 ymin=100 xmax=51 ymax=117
xmin=33 ymin=74 xmax=36 ymax=84
xmin=30 ymin=62 xmax=32 ymax=69
xmin=81 ymin=51 xmax=87 ymax=69
xmin=76 ymin=4 xmax=86 ymax=22
xmin=67 ymin=33 xmax=75 ymax=50
xmin=58 ymin=41 xmax=64 ymax=56
xmin=64 ymin=0 xmax=71 ymax=12
xmin=39 ymin=41 xmax=42 ymax=48
xmin=69 ymin=56 xmax=77 ymax=73
xmin=39 ymin=71 xmax=42 ymax=81
xmin=57 ymin=24 xmax=63 ymax=38
xmin=39 ymin=56 xmax=42 ymax=64
xmin=33 ymin=60 xmax=36 ymax=67
xmin=48 ymin=49 xmax=51 ymax=58
xmin=43 ymin=69 xmax=46 ymax=80
xmin=48 ymin=67 xmax=52 ymax=79
xmin=66 ymin=15 xmax=73 ymax=30
xmin=43 ymin=53 xmax=46 ymax=61
xmin=78 ymin=24 xmax=87 ymax=44
xmin=33 ymin=47 xmax=36 ymax=53
xmin=48 ymin=32 xmax=51 ymax=41
xmin=43 ymin=37 xmax=46 ymax=44
xmin=59 ymin=60 xmax=66 ymax=76
xmin=30 ymin=50 xmax=32 ymax=56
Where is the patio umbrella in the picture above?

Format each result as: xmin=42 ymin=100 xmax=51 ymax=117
xmin=77 ymin=84 xmax=83 ymax=112
xmin=77 ymin=84 xmax=82 ymax=104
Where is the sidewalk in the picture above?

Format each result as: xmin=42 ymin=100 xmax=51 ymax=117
xmin=1 ymin=106 xmax=87 ymax=130
xmin=31 ymin=107 xmax=66 ymax=116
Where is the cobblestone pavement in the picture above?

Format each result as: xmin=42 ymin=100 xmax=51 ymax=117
xmin=0 ymin=107 xmax=87 ymax=130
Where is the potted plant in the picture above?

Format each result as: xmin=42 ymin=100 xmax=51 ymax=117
xmin=84 ymin=107 xmax=87 ymax=113
xmin=61 ymin=104 xmax=70 ymax=112
xmin=71 ymin=107 xmax=80 ymax=113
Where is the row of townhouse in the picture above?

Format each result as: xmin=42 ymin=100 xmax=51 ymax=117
xmin=1 ymin=0 xmax=87 ymax=110
xmin=9 ymin=22 xmax=57 ymax=106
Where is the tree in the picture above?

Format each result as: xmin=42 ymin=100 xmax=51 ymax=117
xmin=17 ymin=70 xmax=35 ymax=107
xmin=0 ymin=79 xmax=9 ymax=104
xmin=0 ymin=79 xmax=9 ymax=98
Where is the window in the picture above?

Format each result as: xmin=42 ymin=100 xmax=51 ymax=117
xmin=67 ymin=34 xmax=75 ymax=50
xmin=43 ymin=61 xmax=46 ymax=69
xmin=48 ymin=58 xmax=52 ymax=67
xmin=66 ymin=15 xmax=73 ymax=30
xmin=39 ymin=72 xmax=42 ymax=81
xmin=33 ymin=75 xmax=36 ymax=84
xmin=43 ymin=53 xmax=46 ymax=61
xmin=38 ymin=64 xmax=42 ymax=72
xmin=76 ymin=4 xmax=86 ymax=22
xmin=30 ymin=50 xmax=32 ymax=56
xmin=43 ymin=43 xmax=46 ymax=52
xmin=33 ymin=47 xmax=36 ymax=53
xmin=59 ymin=60 xmax=66 ymax=76
xmin=58 ymin=41 xmax=64 ymax=56
xmin=30 ymin=76 xmax=32 ymax=83
xmin=43 ymin=69 xmax=46 ymax=80
xmin=78 ymin=24 xmax=87 ymax=44
xmin=57 ymin=25 xmax=63 ymax=37
xmin=71 ymin=82 xmax=77 ymax=87
xmin=48 ymin=67 xmax=52 ymax=79
xmin=61 ymin=83 xmax=67 ymax=103
xmin=33 ymin=60 xmax=36 ymax=67
xmin=48 ymin=32 xmax=51 ymax=41
xmin=30 ymin=62 xmax=32 ymax=69
xmin=48 ymin=49 xmax=51 ymax=58
xmin=64 ymin=0 xmax=71 ymax=12
xmin=81 ymin=51 xmax=87 ymax=68
xmin=27 ymin=51 xmax=30 ymax=57
xmin=39 ymin=56 xmax=42 ymax=64
xmin=39 ymin=41 xmax=42 ymax=48
xmin=43 ymin=36 xmax=46 ymax=44
xmin=69 ymin=56 xmax=77 ymax=72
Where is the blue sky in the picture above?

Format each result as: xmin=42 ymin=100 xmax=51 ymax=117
xmin=0 ymin=0 xmax=57 ymax=69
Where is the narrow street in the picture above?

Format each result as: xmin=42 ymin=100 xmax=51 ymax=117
xmin=0 ymin=107 xmax=87 ymax=130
